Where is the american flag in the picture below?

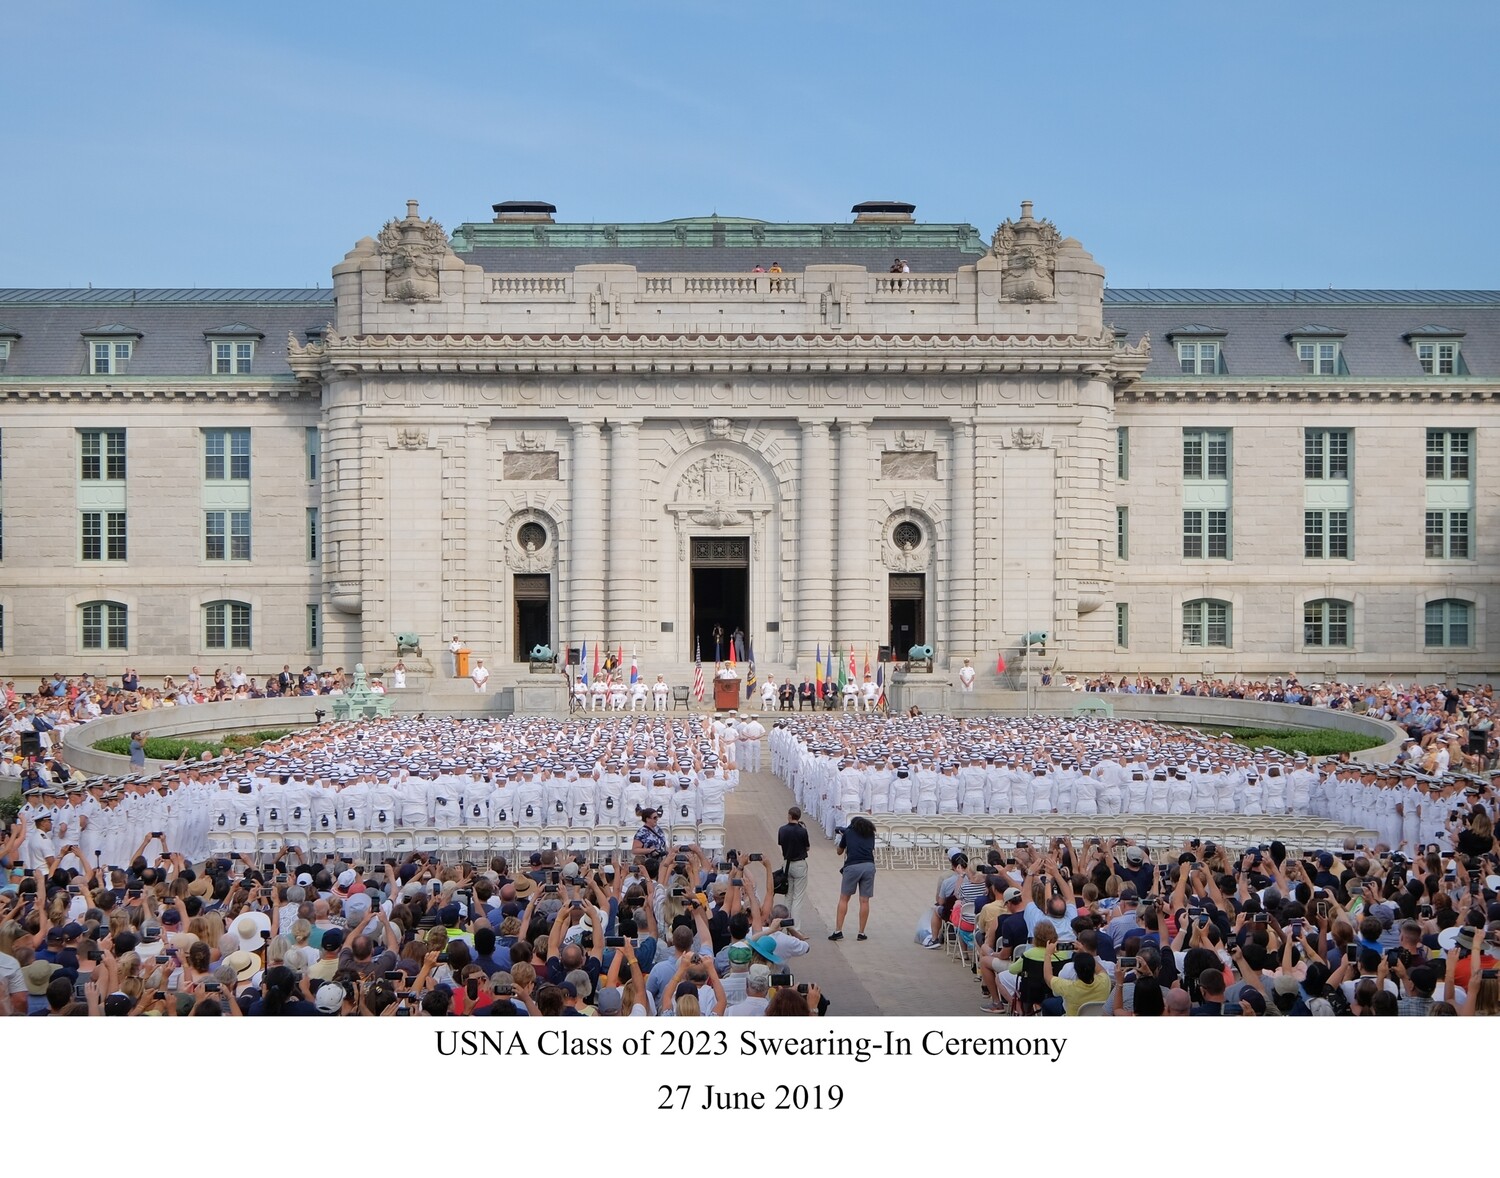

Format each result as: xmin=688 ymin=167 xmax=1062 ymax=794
xmin=693 ymin=638 xmax=705 ymax=703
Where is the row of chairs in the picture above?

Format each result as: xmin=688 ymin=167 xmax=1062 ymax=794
xmin=206 ymin=822 xmax=728 ymax=868
xmin=875 ymin=817 xmax=1379 ymax=870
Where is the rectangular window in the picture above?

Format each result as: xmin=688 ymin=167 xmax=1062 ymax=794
xmin=307 ymin=507 xmax=319 ymax=561
xmin=1304 ymin=600 xmax=1351 ymax=647
xmin=205 ymin=602 xmax=251 ymax=649
xmin=1426 ymin=429 xmax=1471 ymax=480
xmin=90 ymin=340 xmax=133 ymax=375
xmin=1182 ymin=600 xmax=1230 ymax=648
xmin=1304 ymin=429 xmax=1350 ymax=480
xmin=1116 ymin=602 xmax=1128 ymax=648
xmin=307 ymin=603 xmax=320 ymax=651
xmin=0 ymin=340 xmax=10 ymax=373
xmin=204 ymin=428 xmax=251 ymax=480
xmin=1417 ymin=341 xmax=1460 ymax=375
xmin=1425 ymin=510 xmax=1470 ymax=559
xmin=1116 ymin=427 xmax=1128 ymax=481
xmin=213 ymin=341 xmax=254 ymax=374
xmin=1182 ymin=429 xmax=1228 ymax=479
xmin=1425 ymin=600 xmax=1471 ymax=648
xmin=1177 ymin=341 xmax=1220 ymax=374
xmin=81 ymin=511 xmax=126 ymax=561
xmin=1116 ymin=506 xmax=1128 ymax=561
xmin=1298 ymin=341 xmax=1340 ymax=375
xmin=1304 ymin=509 xmax=1350 ymax=558
xmin=205 ymin=511 xmax=251 ymax=560
xmin=81 ymin=602 xmax=128 ymax=650
xmin=1183 ymin=509 xmax=1229 ymax=559
xmin=80 ymin=430 xmax=126 ymax=480
xmin=306 ymin=427 xmax=320 ymax=481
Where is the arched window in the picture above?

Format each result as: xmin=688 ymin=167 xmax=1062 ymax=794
xmin=1304 ymin=599 xmax=1351 ymax=647
xmin=80 ymin=601 xmax=128 ymax=650
xmin=205 ymin=600 xmax=252 ymax=650
xmin=1424 ymin=599 xmax=1472 ymax=648
xmin=1182 ymin=598 xmax=1231 ymax=648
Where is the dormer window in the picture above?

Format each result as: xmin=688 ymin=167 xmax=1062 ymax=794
xmin=1405 ymin=327 xmax=1468 ymax=376
xmin=1287 ymin=326 xmax=1348 ymax=375
xmin=83 ymin=325 xmax=143 ymax=375
xmin=0 ymin=325 xmax=18 ymax=374
xmin=205 ymin=324 xmax=264 ymax=375
xmin=1166 ymin=325 xmax=1227 ymax=375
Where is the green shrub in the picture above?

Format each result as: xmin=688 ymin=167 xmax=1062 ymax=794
xmin=1193 ymin=725 xmax=1385 ymax=757
xmin=92 ymin=729 xmax=291 ymax=762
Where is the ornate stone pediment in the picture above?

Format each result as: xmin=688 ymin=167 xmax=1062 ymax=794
xmin=377 ymin=200 xmax=451 ymax=303
xmin=998 ymin=426 xmax=1049 ymax=450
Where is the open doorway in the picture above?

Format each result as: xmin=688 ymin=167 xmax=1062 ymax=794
xmin=690 ymin=537 xmax=749 ymax=661
xmin=889 ymin=573 xmax=926 ymax=655
xmin=513 ymin=574 xmax=551 ymax=661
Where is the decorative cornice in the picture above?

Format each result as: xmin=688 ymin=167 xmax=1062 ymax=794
xmin=0 ymin=377 xmax=312 ymax=402
xmin=1119 ymin=380 xmax=1500 ymax=405
xmin=287 ymin=328 xmax=1138 ymax=381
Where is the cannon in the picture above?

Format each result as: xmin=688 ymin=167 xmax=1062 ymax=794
xmin=908 ymin=644 xmax=934 ymax=660
xmin=395 ymin=632 xmax=423 ymax=656
xmin=529 ymin=644 xmax=553 ymax=662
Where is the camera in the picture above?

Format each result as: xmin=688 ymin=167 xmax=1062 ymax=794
xmin=782 ymin=919 xmax=795 ymax=929
xmin=1118 ymin=956 xmax=1138 ymax=969
xmin=770 ymin=973 xmax=792 ymax=987
xmin=605 ymin=935 xmax=626 ymax=948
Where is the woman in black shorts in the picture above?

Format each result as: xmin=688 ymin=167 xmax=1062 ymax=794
xmin=829 ymin=815 xmax=877 ymax=941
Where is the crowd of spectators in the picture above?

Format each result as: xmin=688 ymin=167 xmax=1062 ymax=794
xmin=929 ymin=818 xmax=1500 ymax=1015
xmin=0 ymin=835 xmax=828 ymax=1018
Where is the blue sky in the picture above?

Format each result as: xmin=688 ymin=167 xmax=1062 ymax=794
xmin=5 ymin=1 xmax=1497 ymax=289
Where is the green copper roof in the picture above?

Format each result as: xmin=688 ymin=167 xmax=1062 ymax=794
xmin=449 ymin=217 xmax=988 ymax=254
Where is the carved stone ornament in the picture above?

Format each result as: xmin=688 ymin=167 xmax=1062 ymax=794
xmin=882 ymin=516 xmax=930 ymax=572
xmin=999 ymin=426 xmax=1048 ymax=450
xmin=708 ymin=417 xmax=732 ymax=439
xmin=505 ymin=512 xmax=555 ymax=573
xmin=991 ymin=200 xmax=1061 ymax=302
xmin=515 ymin=430 xmax=547 ymax=451
xmin=395 ymin=427 xmax=429 ymax=450
xmin=377 ymin=200 xmax=450 ymax=303
xmin=677 ymin=452 xmax=761 ymax=504
xmin=894 ymin=429 xmax=925 ymax=451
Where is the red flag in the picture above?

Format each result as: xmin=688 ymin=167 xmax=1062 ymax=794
xmin=592 ymin=641 xmax=601 ymax=680
xmin=863 ymin=647 xmax=871 ymax=680
xmin=616 ymin=644 xmax=623 ymax=674
xmin=996 ymin=650 xmax=1007 ymax=674
xmin=848 ymin=648 xmax=856 ymax=681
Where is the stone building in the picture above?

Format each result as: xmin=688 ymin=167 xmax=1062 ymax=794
xmin=0 ymin=198 xmax=1495 ymax=684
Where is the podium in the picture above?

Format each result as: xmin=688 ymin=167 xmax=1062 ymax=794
xmin=454 ymin=648 xmax=472 ymax=678
xmin=713 ymin=675 xmax=741 ymax=711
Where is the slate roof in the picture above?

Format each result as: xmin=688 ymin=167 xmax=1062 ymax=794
xmin=1104 ymin=290 xmax=1500 ymax=379
xmin=0 ymin=290 xmax=332 ymax=377
xmin=0 ymin=286 xmax=1495 ymax=380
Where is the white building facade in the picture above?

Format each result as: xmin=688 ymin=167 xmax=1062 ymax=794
xmin=0 ymin=198 xmax=1495 ymax=683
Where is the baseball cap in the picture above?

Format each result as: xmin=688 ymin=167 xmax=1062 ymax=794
xmin=314 ymin=982 xmax=347 ymax=1013
xmin=1003 ymin=887 xmax=1024 ymax=903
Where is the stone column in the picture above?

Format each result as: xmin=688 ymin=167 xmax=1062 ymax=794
xmin=949 ymin=420 xmax=976 ymax=660
xmin=835 ymin=421 xmax=870 ymax=653
xmin=569 ymin=421 xmax=606 ymax=645
xmin=797 ymin=421 xmax=833 ymax=661
xmin=606 ymin=420 xmax=642 ymax=652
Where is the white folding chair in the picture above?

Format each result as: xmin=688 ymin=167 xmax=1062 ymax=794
xmin=412 ymin=829 xmax=441 ymax=858
xmin=206 ymin=831 xmax=233 ymax=859
xmin=386 ymin=831 xmax=415 ymax=860
xmin=437 ymin=828 xmax=466 ymax=864
xmin=333 ymin=830 xmax=364 ymax=862
xmin=308 ymin=832 xmax=337 ymax=859
xmin=592 ymin=826 xmax=622 ymax=858
xmin=541 ymin=826 xmax=571 ymax=854
xmin=515 ymin=828 xmax=544 ymax=858
xmin=231 ymin=831 xmax=260 ymax=862
xmin=697 ymin=823 xmax=726 ymax=854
